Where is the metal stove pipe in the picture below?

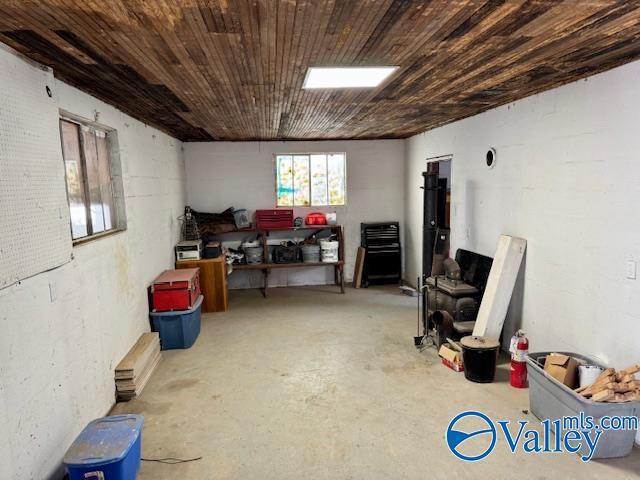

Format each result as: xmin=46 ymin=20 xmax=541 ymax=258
xmin=422 ymin=171 xmax=439 ymax=332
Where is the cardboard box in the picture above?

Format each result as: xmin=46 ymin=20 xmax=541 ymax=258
xmin=544 ymin=353 xmax=578 ymax=388
xmin=439 ymin=343 xmax=464 ymax=372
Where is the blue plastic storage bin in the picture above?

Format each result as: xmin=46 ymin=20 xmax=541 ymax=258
xmin=64 ymin=414 xmax=144 ymax=480
xmin=150 ymin=294 xmax=202 ymax=350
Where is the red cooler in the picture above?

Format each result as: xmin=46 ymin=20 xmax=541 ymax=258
xmin=151 ymin=268 xmax=201 ymax=312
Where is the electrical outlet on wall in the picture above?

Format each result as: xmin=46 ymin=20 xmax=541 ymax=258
xmin=626 ymin=260 xmax=637 ymax=280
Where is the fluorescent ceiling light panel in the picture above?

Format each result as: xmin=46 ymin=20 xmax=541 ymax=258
xmin=303 ymin=66 xmax=398 ymax=89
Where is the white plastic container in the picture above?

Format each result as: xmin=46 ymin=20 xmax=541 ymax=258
xmin=319 ymin=240 xmax=339 ymax=263
xmin=578 ymin=365 xmax=604 ymax=388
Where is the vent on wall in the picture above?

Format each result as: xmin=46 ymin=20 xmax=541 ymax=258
xmin=486 ymin=148 xmax=496 ymax=169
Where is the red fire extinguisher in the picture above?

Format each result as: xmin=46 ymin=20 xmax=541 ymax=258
xmin=510 ymin=330 xmax=528 ymax=388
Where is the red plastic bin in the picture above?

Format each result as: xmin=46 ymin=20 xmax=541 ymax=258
xmin=151 ymin=268 xmax=201 ymax=312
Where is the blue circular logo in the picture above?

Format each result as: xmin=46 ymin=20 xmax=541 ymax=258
xmin=446 ymin=411 xmax=497 ymax=461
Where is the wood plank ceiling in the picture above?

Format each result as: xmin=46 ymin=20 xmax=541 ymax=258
xmin=1 ymin=1 xmax=639 ymax=141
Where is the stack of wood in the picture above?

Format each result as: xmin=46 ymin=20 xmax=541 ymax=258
xmin=575 ymin=364 xmax=640 ymax=403
xmin=115 ymin=332 xmax=161 ymax=401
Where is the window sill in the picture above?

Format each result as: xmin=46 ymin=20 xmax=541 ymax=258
xmin=72 ymin=228 xmax=126 ymax=247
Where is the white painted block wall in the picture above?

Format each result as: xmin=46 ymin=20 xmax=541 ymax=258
xmin=184 ymin=140 xmax=405 ymax=288
xmin=405 ymin=60 xmax=640 ymax=367
xmin=0 ymin=48 xmax=185 ymax=479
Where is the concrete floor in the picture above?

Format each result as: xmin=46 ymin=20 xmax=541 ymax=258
xmin=113 ymin=286 xmax=640 ymax=479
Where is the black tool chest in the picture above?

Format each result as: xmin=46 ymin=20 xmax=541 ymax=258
xmin=360 ymin=222 xmax=401 ymax=286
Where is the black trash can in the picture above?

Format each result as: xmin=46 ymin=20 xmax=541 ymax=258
xmin=460 ymin=336 xmax=500 ymax=383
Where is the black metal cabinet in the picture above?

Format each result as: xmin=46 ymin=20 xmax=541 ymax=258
xmin=361 ymin=222 xmax=401 ymax=285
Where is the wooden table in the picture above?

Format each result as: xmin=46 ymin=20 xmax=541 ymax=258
xmin=176 ymin=257 xmax=228 ymax=312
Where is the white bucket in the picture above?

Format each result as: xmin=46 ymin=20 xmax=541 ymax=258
xmin=578 ymin=365 xmax=604 ymax=388
xmin=319 ymin=240 xmax=339 ymax=263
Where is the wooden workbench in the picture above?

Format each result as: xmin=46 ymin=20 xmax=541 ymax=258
xmin=215 ymin=225 xmax=345 ymax=297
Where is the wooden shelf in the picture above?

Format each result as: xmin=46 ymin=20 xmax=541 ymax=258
xmin=232 ymin=261 xmax=344 ymax=271
xmin=212 ymin=224 xmax=345 ymax=296
xmin=224 ymin=225 xmax=341 ymax=234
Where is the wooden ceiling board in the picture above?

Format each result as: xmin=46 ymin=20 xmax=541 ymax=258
xmin=1 ymin=0 xmax=639 ymax=141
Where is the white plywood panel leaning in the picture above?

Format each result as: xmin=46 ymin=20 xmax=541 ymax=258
xmin=472 ymin=235 xmax=527 ymax=339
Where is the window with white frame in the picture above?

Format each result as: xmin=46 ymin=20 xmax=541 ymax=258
xmin=275 ymin=153 xmax=346 ymax=207
xmin=59 ymin=117 xmax=125 ymax=241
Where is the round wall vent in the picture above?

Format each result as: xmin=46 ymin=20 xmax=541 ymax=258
xmin=486 ymin=148 xmax=496 ymax=169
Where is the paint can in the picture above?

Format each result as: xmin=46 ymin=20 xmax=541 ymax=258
xmin=242 ymin=242 xmax=263 ymax=264
xmin=301 ymin=244 xmax=320 ymax=263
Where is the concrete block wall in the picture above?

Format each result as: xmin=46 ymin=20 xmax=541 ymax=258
xmin=404 ymin=60 xmax=640 ymax=367
xmin=184 ymin=140 xmax=405 ymax=289
xmin=0 ymin=47 xmax=185 ymax=479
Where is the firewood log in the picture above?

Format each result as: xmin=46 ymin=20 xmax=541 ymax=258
xmin=593 ymin=368 xmax=615 ymax=383
xmin=592 ymin=389 xmax=615 ymax=402
xmin=614 ymin=382 xmax=636 ymax=393
xmin=617 ymin=373 xmax=635 ymax=384
xmin=580 ymin=375 xmax=617 ymax=397
xmin=619 ymin=364 xmax=640 ymax=376
xmin=623 ymin=391 xmax=640 ymax=401
xmin=609 ymin=393 xmax=627 ymax=403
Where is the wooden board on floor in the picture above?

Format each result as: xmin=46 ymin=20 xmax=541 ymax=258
xmin=472 ymin=235 xmax=527 ymax=339
xmin=116 ymin=350 xmax=162 ymax=399
xmin=115 ymin=332 xmax=161 ymax=401
xmin=115 ymin=343 xmax=160 ymax=380
xmin=353 ymin=247 xmax=365 ymax=288
xmin=115 ymin=332 xmax=159 ymax=376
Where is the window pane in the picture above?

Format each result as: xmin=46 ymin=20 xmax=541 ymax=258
xmin=327 ymin=153 xmax=346 ymax=205
xmin=96 ymin=132 xmax=115 ymax=230
xmin=293 ymin=155 xmax=310 ymax=206
xmin=276 ymin=155 xmax=293 ymax=206
xmin=81 ymin=128 xmax=106 ymax=234
xmin=310 ymin=154 xmax=328 ymax=206
xmin=60 ymin=120 xmax=88 ymax=239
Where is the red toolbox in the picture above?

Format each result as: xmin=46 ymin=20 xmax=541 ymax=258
xmin=255 ymin=209 xmax=293 ymax=229
xmin=151 ymin=268 xmax=201 ymax=312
